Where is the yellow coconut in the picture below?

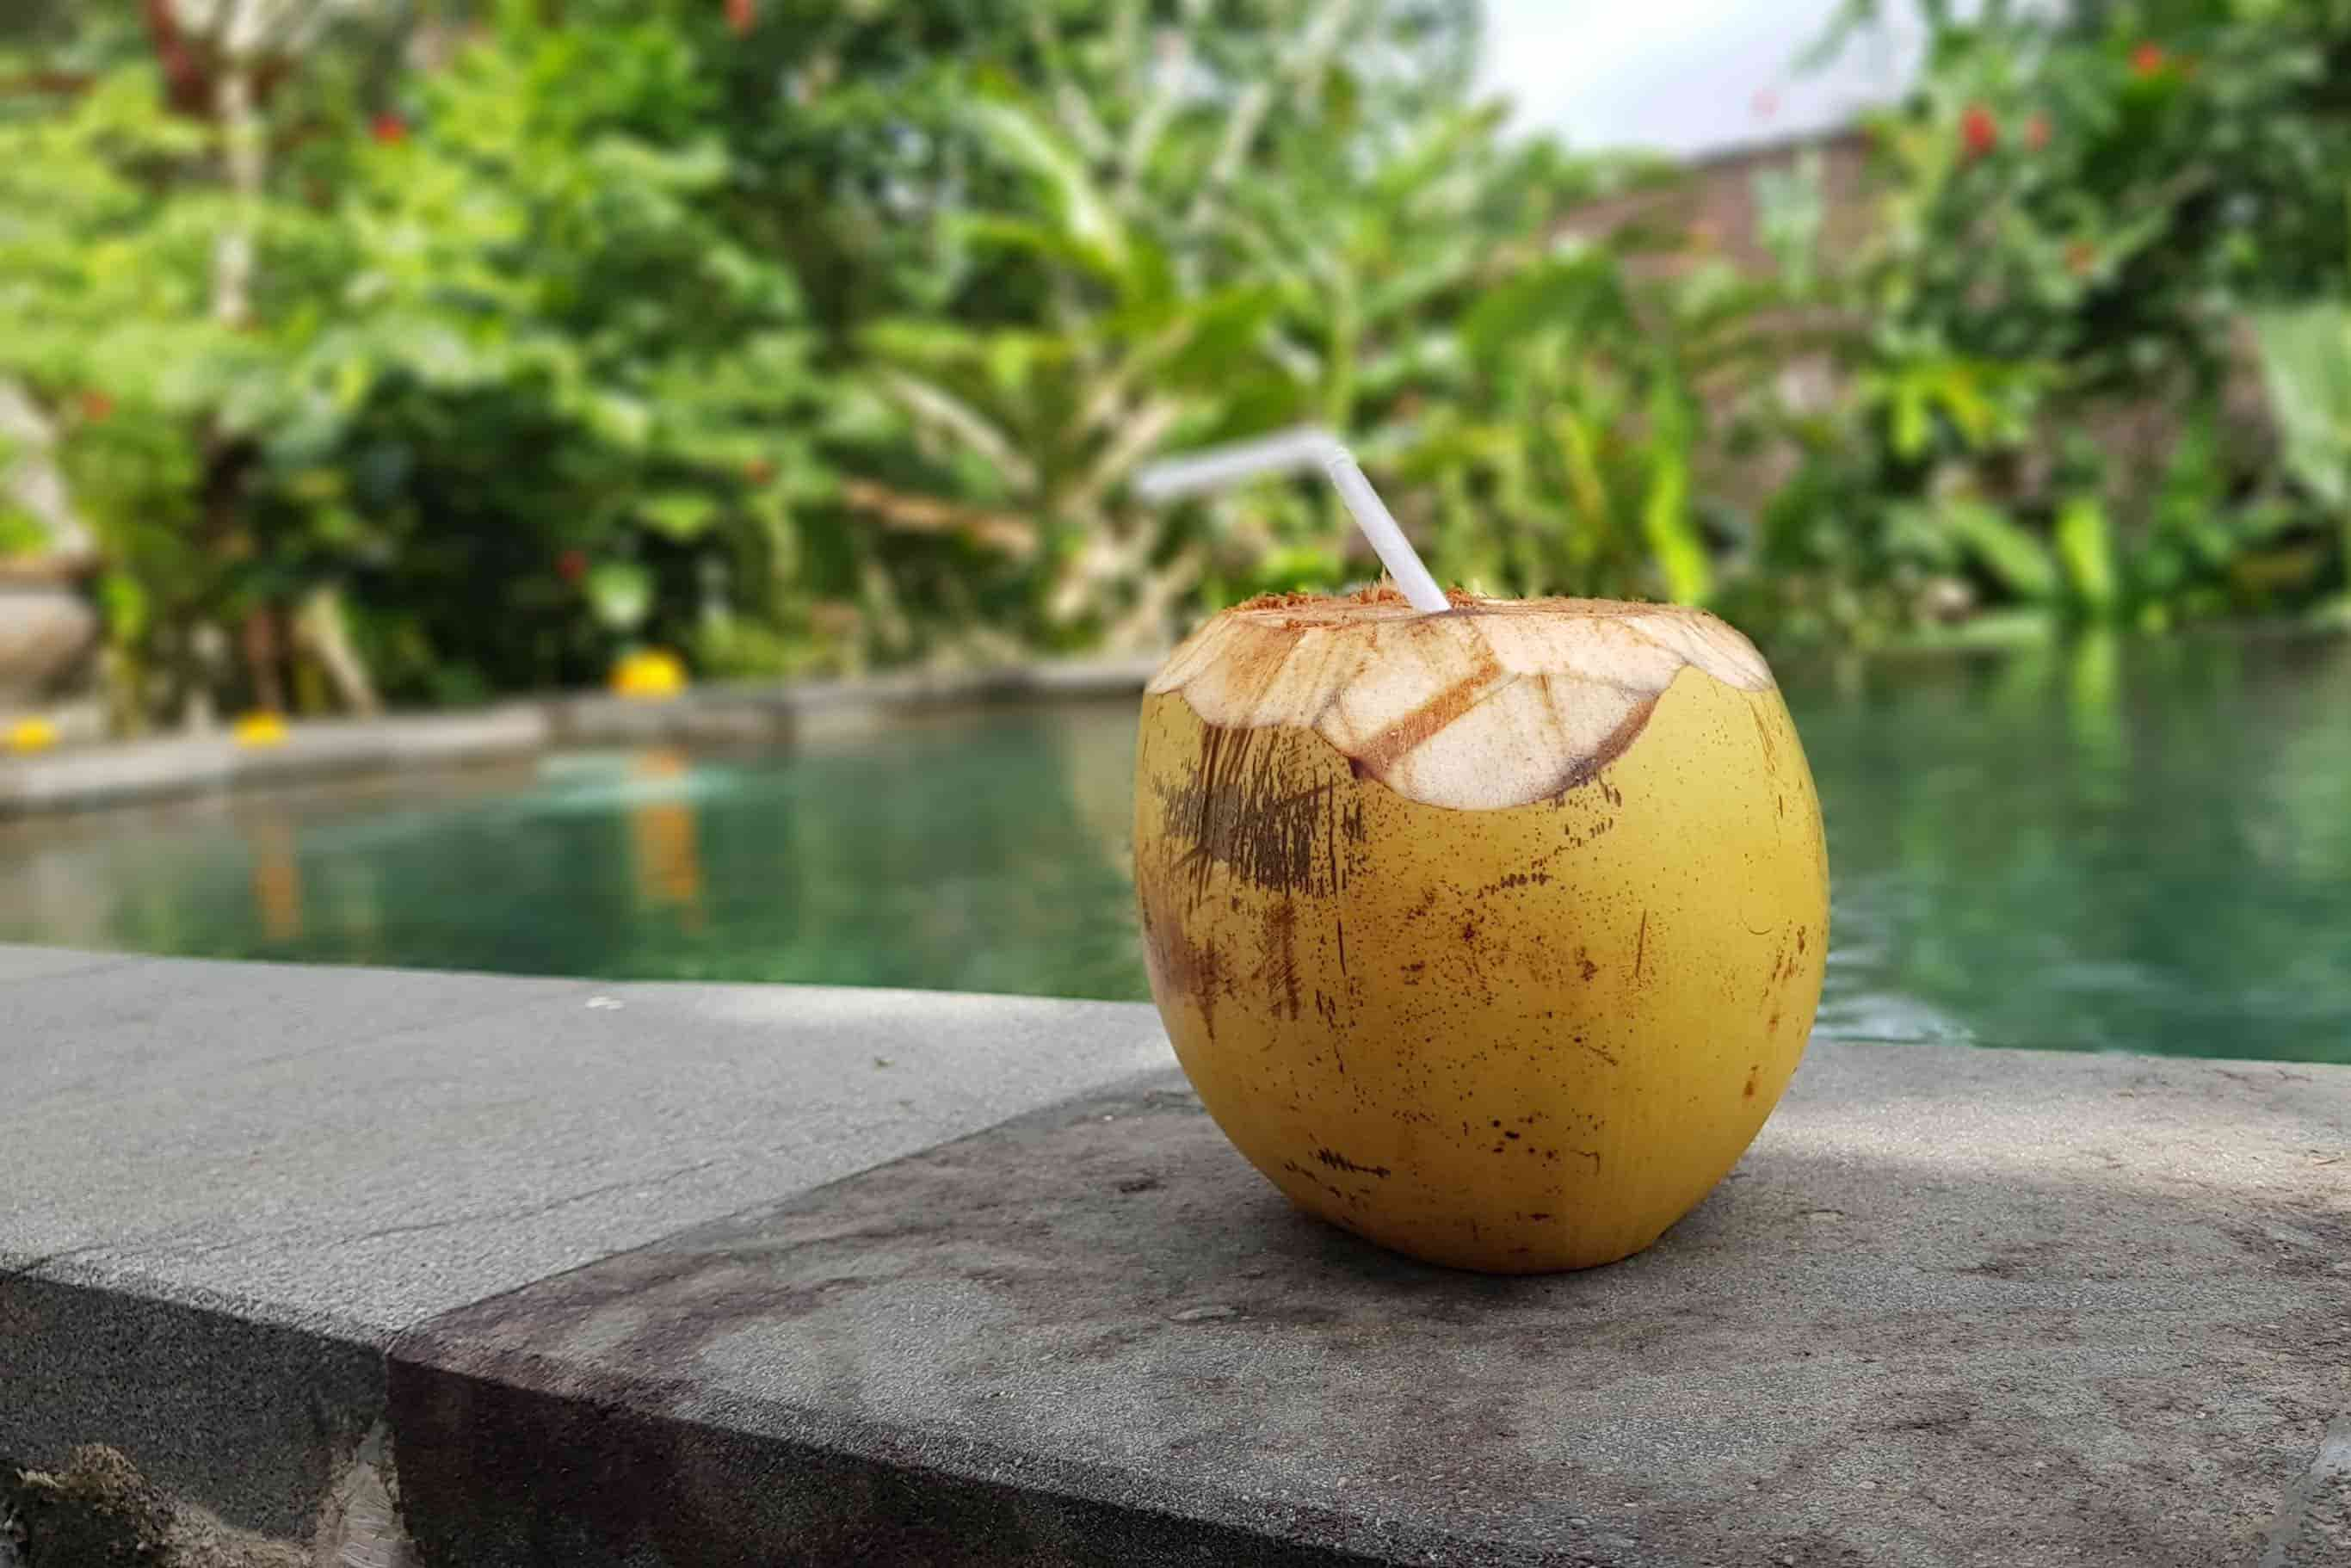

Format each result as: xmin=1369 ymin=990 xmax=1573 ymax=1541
xmin=1132 ymin=588 xmax=1829 ymax=1273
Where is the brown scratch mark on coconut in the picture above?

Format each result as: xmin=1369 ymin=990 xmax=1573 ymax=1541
xmin=1404 ymin=886 xmax=1441 ymax=923
xmin=1744 ymin=1064 xmax=1760 ymax=1097
xmin=1768 ymin=1009 xmax=1783 ymax=1035
xmin=1545 ymin=698 xmax=1659 ymax=799
xmin=1313 ymin=1147 xmax=1391 ymax=1178
xmin=1571 ymin=1033 xmax=1620 ymax=1066
xmin=1257 ymin=899 xmax=1303 ymax=1021
xmin=1633 ymin=910 xmax=1650 ymax=979
xmin=1472 ymin=869 xmax=1553 ymax=899
xmin=1751 ymin=703 xmax=1780 ymax=774
xmin=1576 ymin=947 xmax=1600 ymax=983
xmin=1162 ymin=724 xmax=1344 ymax=899
xmin=1138 ymin=880 xmax=1227 ymax=1040
xmin=1324 ymin=789 xmax=1360 ymax=901
xmin=1521 ymin=843 xmax=1572 ymax=880
xmin=1796 ymin=926 xmax=1808 ymax=954
xmin=1324 ymin=806 xmax=1342 ymax=900
xmin=1324 ymin=932 xmax=1348 ymax=1076
xmin=1571 ymin=1149 xmax=1601 ymax=1170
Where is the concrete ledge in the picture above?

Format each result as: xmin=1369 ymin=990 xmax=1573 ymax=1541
xmin=0 ymin=947 xmax=1174 ymax=1550
xmin=389 ymin=1051 xmax=2351 ymax=1567
xmin=0 ymin=1272 xmax=384 ymax=1542
xmin=4 ymin=947 xmax=2346 ymax=1565
xmin=0 ymin=655 xmax=1161 ymax=818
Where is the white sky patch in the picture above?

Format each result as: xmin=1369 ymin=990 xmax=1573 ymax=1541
xmin=1478 ymin=0 xmax=1930 ymax=157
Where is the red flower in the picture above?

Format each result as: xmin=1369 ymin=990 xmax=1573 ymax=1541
xmin=2131 ymin=42 xmax=2167 ymax=77
xmin=2024 ymin=114 xmax=2051 ymax=151
xmin=556 ymin=549 xmax=589 ymax=584
xmin=743 ymin=458 xmax=776 ymax=485
xmin=1960 ymin=104 xmax=1998 ymax=159
xmin=725 ymin=0 xmax=756 ymax=36
xmin=78 ymin=391 xmax=114 ymax=423
xmin=369 ymin=113 xmax=407 ymax=145
xmin=2064 ymin=241 xmax=2096 ymax=278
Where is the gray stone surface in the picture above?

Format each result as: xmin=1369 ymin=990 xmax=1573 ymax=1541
xmin=9 ymin=945 xmax=2347 ymax=1565
xmin=396 ymin=1046 xmax=2351 ymax=1568
xmin=1 ymin=948 xmax=1172 ymax=1540
xmin=0 ymin=948 xmax=1174 ymax=1335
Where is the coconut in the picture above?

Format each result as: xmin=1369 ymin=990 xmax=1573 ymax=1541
xmin=1132 ymin=587 xmax=1829 ymax=1273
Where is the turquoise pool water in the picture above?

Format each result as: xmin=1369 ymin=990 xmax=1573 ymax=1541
xmin=4 ymin=631 xmax=2348 ymax=1063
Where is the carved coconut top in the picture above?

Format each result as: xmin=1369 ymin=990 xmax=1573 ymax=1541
xmin=1146 ymin=588 xmax=1776 ymax=811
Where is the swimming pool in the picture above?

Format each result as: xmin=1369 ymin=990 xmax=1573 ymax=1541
xmin=4 ymin=630 xmax=2347 ymax=1063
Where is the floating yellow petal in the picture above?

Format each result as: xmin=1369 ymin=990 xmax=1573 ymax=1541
xmin=6 ymin=717 xmax=59 ymax=754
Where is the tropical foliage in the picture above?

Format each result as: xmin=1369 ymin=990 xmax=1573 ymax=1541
xmin=1786 ymin=0 xmax=2351 ymax=639
xmin=1 ymin=0 xmax=2347 ymax=729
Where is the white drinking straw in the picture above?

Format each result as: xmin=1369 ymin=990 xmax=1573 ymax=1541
xmin=1132 ymin=427 xmax=1452 ymax=615
xmin=1319 ymin=446 xmax=1450 ymax=614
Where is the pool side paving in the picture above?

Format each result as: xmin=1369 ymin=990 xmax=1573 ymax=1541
xmin=2 ymin=946 xmax=2345 ymax=1565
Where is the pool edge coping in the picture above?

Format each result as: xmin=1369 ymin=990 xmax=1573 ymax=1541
xmin=0 ymin=654 xmax=1163 ymax=818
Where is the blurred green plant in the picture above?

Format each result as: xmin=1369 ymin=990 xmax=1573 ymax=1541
xmin=1770 ymin=0 xmax=2351 ymax=642
xmin=0 ymin=25 xmax=368 ymax=726
xmin=299 ymin=8 xmax=838 ymax=701
xmin=1400 ymin=250 xmax=1717 ymax=603
xmin=830 ymin=0 xmax=1549 ymax=651
xmin=1204 ymin=106 xmax=1685 ymax=603
xmin=2251 ymin=301 xmax=2351 ymax=620
xmin=5 ymin=0 xmax=2351 ymax=734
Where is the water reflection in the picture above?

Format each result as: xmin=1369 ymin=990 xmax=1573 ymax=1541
xmin=1793 ymin=630 xmax=2351 ymax=1061
xmin=0 ymin=633 xmax=2344 ymax=1064
xmin=250 ymin=818 xmax=305 ymax=942
xmin=626 ymin=749 xmax=706 ymax=928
